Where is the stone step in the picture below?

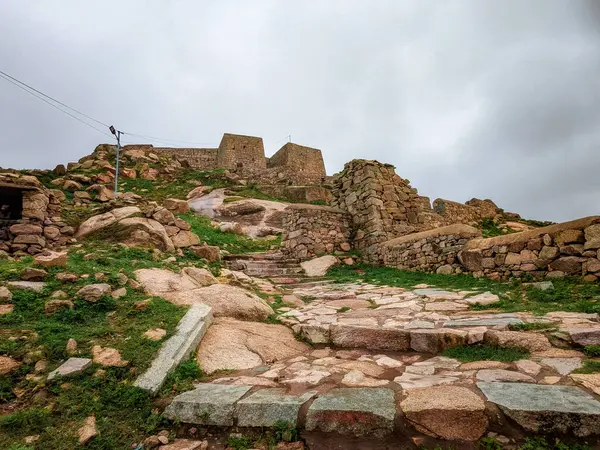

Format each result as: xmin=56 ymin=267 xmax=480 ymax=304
xmin=244 ymin=261 xmax=303 ymax=269
xmin=244 ymin=267 xmax=304 ymax=277
xmin=289 ymin=323 xmax=545 ymax=355
xmin=280 ymin=280 xmax=336 ymax=289
xmin=223 ymin=253 xmax=297 ymax=262
xmin=163 ymin=382 xmax=600 ymax=440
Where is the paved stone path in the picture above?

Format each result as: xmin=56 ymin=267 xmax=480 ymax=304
xmin=164 ymin=275 xmax=600 ymax=442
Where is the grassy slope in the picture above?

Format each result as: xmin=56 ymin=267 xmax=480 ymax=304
xmin=0 ymin=244 xmax=192 ymax=449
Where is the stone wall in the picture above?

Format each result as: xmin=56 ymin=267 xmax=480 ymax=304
xmin=217 ymin=133 xmax=266 ymax=170
xmin=258 ymin=185 xmax=333 ymax=204
xmin=380 ymin=225 xmax=482 ymax=274
xmin=281 ymin=204 xmax=351 ymax=258
xmin=122 ymin=145 xmax=218 ymax=170
xmin=268 ymin=143 xmax=327 ymax=184
xmin=0 ymin=172 xmax=68 ymax=255
xmin=121 ymin=134 xmax=331 ymax=184
xmin=459 ymin=216 xmax=600 ymax=281
xmin=433 ymin=198 xmax=501 ymax=226
xmin=330 ymin=160 xmax=428 ymax=263
xmin=150 ymin=148 xmax=218 ymax=169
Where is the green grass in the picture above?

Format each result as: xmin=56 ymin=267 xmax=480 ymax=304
xmin=479 ymin=436 xmax=503 ymax=450
xmin=519 ymin=437 xmax=590 ymax=450
xmin=480 ymin=217 xmax=513 ymax=238
xmin=160 ymin=359 xmax=205 ymax=395
xmin=481 ymin=280 xmax=600 ymax=315
xmin=508 ymin=322 xmax=558 ymax=332
xmin=327 ymin=264 xmax=513 ymax=295
xmin=230 ymin=186 xmax=283 ymax=202
xmin=330 ymin=264 xmax=600 ymax=316
xmin=442 ymin=344 xmax=529 ymax=362
xmin=179 ymin=213 xmax=281 ymax=254
xmin=0 ymin=244 xmax=187 ymax=449
xmin=118 ymin=168 xmax=228 ymax=203
xmin=573 ymin=360 xmax=600 ymax=374
xmin=227 ymin=436 xmax=254 ymax=450
xmin=336 ymin=306 xmax=351 ymax=313
xmin=583 ymin=346 xmax=600 ymax=357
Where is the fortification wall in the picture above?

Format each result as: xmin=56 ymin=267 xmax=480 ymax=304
xmin=258 ymin=185 xmax=332 ymax=204
xmin=433 ymin=198 xmax=501 ymax=225
xmin=122 ymin=145 xmax=218 ymax=170
xmin=379 ymin=225 xmax=482 ymax=274
xmin=217 ymin=133 xmax=266 ymax=170
xmin=459 ymin=216 xmax=600 ymax=281
xmin=281 ymin=204 xmax=351 ymax=258
xmin=330 ymin=160 xmax=428 ymax=263
xmin=268 ymin=143 xmax=327 ymax=183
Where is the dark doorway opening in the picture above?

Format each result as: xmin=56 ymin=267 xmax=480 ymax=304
xmin=0 ymin=186 xmax=23 ymax=227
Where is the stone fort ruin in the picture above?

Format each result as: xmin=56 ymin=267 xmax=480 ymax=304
xmin=123 ymin=133 xmax=327 ymax=185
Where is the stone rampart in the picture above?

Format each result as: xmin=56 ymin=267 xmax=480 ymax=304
xmin=281 ymin=204 xmax=351 ymax=258
xmin=217 ymin=133 xmax=266 ymax=170
xmin=433 ymin=198 xmax=501 ymax=226
xmin=380 ymin=225 xmax=482 ymax=274
xmin=258 ymin=185 xmax=332 ymax=204
xmin=331 ymin=160 xmax=428 ymax=263
xmin=459 ymin=216 xmax=600 ymax=281
xmin=268 ymin=143 xmax=327 ymax=184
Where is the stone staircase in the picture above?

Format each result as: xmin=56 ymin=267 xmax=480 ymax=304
xmin=224 ymin=252 xmax=304 ymax=277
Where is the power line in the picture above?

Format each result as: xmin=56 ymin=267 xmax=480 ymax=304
xmin=0 ymin=69 xmax=109 ymax=128
xmin=121 ymin=131 xmax=217 ymax=147
xmin=0 ymin=68 xmax=218 ymax=147
xmin=0 ymin=72 xmax=113 ymax=138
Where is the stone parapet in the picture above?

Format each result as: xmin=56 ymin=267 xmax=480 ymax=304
xmin=330 ymin=160 xmax=429 ymax=263
xmin=459 ymin=216 xmax=600 ymax=281
xmin=281 ymin=204 xmax=351 ymax=258
xmin=380 ymin=224 xmax=482 ymax=274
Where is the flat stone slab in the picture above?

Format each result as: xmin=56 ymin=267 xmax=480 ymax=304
xmin=7 ymin=281 xmax=46 ymax=292
xmin=48 ymin=357 xmax=92 ymax=380
xmin=306 ymin=388 xmax=395 ymax=437
xmin=164 ymin=384 xmax=251 ymax=426
xmin=444 ymin=318 xmax=522 ymax=328
xmin=413 ymin=289 xmax=461 ymax=299
xmin=477 ymin=382 xmax=600 ymax=436
xmin=236 ymin=388 xmax=316 ymax=427
xmin=135 ymin=304 xmax=212 ymax=394
xmin=567 ymin=328 xmax=600 ymax=346
xmin=400 ymin=386 xmax=488 ymax=441
xmin=541 ymin=358 xmax=582 ymax=375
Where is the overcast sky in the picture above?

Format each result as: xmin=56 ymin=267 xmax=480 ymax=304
xmin=1 ymin=1 xmax=599 ymax=222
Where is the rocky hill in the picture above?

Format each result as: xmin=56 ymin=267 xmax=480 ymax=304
xmin=1 ymin=137 xmax=599 ymax=450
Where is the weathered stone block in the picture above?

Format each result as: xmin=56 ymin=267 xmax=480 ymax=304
xmin=477 ymin=382 xmax=600 ymax=437
xmin=331 ymin=324 xmax=410 ymax=351
xmin=410 ymin=329 xmax=467 ymax=354
xmin=401 ymin=386 xmax=488 ymax=441
xmin=48 ymin=357 xmax=92 ymax=380
xmin=164 ymin=384 xmax=251 ymax=426
xmin=236 ymin=389 xmax=316 ymax=427
xmin=306 ymin=388 xmax=395 ymax=437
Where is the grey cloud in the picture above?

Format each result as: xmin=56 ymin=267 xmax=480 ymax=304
xmin=0 ymin=0 xmax=599 ymax=222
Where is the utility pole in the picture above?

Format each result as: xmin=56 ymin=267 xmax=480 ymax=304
xmin=109 ymin=125 xmax=122 ymax=200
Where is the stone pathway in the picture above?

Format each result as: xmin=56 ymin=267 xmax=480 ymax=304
xmin=163 ymin=276 xmax=600 ymax=442
xmin=277 ymin=281 xmax=599 ymax=354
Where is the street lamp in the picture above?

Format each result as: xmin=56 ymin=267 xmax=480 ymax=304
xmin=109 ymin=125 xmax=122 ymax=200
